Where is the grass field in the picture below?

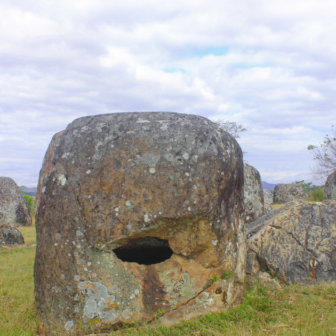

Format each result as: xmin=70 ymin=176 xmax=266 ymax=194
xmin=18 ymin=226 xmax=36 ymax=245
xmin=1 ymin=221 xmax=336 ymax=335
xmin=0 ymin=246 xmax=36 ymax=335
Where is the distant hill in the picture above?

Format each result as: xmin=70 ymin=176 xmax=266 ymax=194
xmin=262 ymin=181 xmax=282 ymax=190
xmin=22 ymin=186 xmax=37 ymax=197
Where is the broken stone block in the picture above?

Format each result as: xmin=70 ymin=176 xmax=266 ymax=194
xmin=246 ymin=200 xmax=336 ymax=284
xmin=0 ymin=177 xmax=32 ymax=227
xmin=34 ymin=112 xmax=246 ymax=334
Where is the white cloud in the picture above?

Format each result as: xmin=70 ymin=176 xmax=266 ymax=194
xmin=0 ymin=0 xmax=335 ymax=186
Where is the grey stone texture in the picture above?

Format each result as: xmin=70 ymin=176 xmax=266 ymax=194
xmin=263 ymin=189 xmax=273 ymax=209
xmin=273 ymin=183 xmax=307 ymax=204
xmin=325 ymin=171 xmax=336 ymax=199
xmin=34 ymin=112 xmax=246 ymax=335
xmin=0 ymin=225 xmax=25 ymax=246
xmin=0 ymin=177 xmax=32 ymax=227
xmin=246 ymin=200 xmax=336 ymax=284
xmin=243 ymin=163 xmax=264 ymax=223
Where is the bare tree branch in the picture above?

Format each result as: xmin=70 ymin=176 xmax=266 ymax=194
xmin=308 ymin=126 xmax=336 ymax=184
xmin=214 ymin=119 xmax=248 ymax=157
xmin=214 ymin=119 xmax=247 ymax=138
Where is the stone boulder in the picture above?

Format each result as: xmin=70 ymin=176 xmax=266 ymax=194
xmin=273 ymin=183 xmax=307 ymax=204
xmin=0 ymin=177 xmax=32 ymax=227
xmin=263 ymin=189 xmax=273 ymax=212
xmin=263 ymin=189 xmax=273 ymax=209
xmin=0 ymin=225 xmax=25 ymax=246
xmin=325 ymin=171 xmax=336 ymax=199
xmin=246 ymin=200 xmax=336 ymax=284
xmin=34 ymin=112 xmax=246 ymax=335
xmin=243 ymin=163 xmax=264 ymax=223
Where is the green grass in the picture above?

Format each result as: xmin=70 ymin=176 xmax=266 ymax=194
xmin=116 ymin=281 xmax=336 ymax=336
xmin=1 ymin=227 xmax=336 ymax=335
xmin=0 ymin=247 xmax=36 ymax=335
xmin=16 ymin=217 xmax=36 ymax=244
xmin=17 ymin=227 xmax=36 ymax=245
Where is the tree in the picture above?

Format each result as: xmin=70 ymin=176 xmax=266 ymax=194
xmin=308 ymin=126 xmax=336 ymax=184
xmin=214 ymin=120 xmax=247 ymax=138
xmin=20 ymin=186 xmax=35 ymax=216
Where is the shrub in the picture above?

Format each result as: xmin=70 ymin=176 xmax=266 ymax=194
xmin=307 ymin=189 xmax=325 ymax=202
xmin=221 ymin=270 xmax=235 ymax=279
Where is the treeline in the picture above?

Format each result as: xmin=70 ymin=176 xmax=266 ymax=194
xmin=20 ymin=186 xmax=35 ymax=216
xmin=293 ymin=180 xmax=325 ymax=202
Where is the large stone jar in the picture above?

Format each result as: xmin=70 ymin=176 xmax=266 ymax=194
xmin=34 ymin=112 xmax=246 ymax=334
xmin=0 ymin=177 xmax=32 ymax=228
xmin=273 ymin=183 xmax=307 ymax=204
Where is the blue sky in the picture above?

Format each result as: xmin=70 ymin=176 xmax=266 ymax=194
xmin=0 ymin=0 xmax=335 ymax=187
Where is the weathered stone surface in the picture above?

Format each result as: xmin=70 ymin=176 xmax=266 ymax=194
xmin=34 ymin=112 xmax=246 ymax=335
xmin=263 ymin=189 xmax=273 ymax=214
xmin=325 ymin=171 xmax=336 ymax=199
xmin=246 ymin=200 xmax=336 ymax=284
xmin=243 ymin=163 xmax=264 ymax=223
xmin=0 ymin=177 xmax=32 ymax=227
xmin=0 ymin=225 xmax=25 ymax=246
xmin=258 ymin=271 xmax=281 ymax=288
xmin=273 ymin=184 xmax=307 ymax=204
xmin=263 ymin=189 xmax=273 ymax=207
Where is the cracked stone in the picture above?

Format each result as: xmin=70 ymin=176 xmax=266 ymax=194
xmin=246 ymin=200 xmax=336 ymax=284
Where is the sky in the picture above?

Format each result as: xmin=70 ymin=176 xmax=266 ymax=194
xmin=0 ymin=0 xmax=335 ymax=187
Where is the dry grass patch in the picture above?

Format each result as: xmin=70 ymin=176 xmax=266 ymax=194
xmin=272 ymin=201 xmax=326 ymax=211
xmin=271 ymin=203 xmax=285 ymax=210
